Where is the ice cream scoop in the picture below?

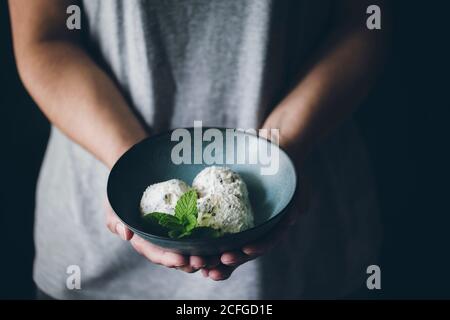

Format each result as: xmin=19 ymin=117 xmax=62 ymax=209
xmin=193 ymin=166 xmax=254 ymax=233
xmin=140 ymin=179 xmax=189 ymax=215
xmin=197 ymin=192 xmax=253 ymax=234
xmin=192 ymin=166 xmax=249 ymax=198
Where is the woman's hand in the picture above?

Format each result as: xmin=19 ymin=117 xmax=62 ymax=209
xmin=106 ymin=201 xmax=221 ymax=272
xmin=201 ymin=189 xmax=308 ymax=280
xmin=104 ymin=138 xmax=217 ymax=272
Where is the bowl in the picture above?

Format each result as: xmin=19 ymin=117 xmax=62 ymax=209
xmin=107 ymin=127 xmax=298 ymax=255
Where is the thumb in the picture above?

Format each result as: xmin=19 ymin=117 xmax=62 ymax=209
xmin=105 ymin=198 xmax=134 ymax=241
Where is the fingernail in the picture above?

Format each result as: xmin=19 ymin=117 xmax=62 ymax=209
xmin=222 ymin=259 xmax=237 ymax=266
xmin=243 ymin=248 xmax=260 ymax=256
xmin=116 ymin=223 xmax=127 ymax=241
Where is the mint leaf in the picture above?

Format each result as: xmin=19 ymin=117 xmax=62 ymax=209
xmin=175 ymin=189 xmax=198 ymax=220
xmin=183 ymin=214 xmax=197 ymax=232
xmin=144 ymin=212 xmax=183 ymax=231
xmin=142 ymin=189 xmax=220 ymax=239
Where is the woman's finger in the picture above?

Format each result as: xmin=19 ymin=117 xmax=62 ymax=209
xmin=130 ymin=235 xmax=188 ymax=268
xmin=190 ymin=255 xmax=221 ymax=269
xmin=242 ymin=214 xmax=288 ymax=256
xmin=190 ymin=256 xmax=206 ymax=269
xmin=220 ymin=251 xmax=252 ymax=266
xmin=219 ymin=191 xmax=307 ymax=268
xmin=206 ymin=265 xmax=236 ymax=281
xmin=241 ymin=235 xmax=279 ymax=257
xmin=176 ymin=265 xmax=199 ymax=273
xmin=242 ymin=180 xmax=310 ymax=256
xmin=201 ymin=269 xmax=209 ymax=278
xmin=105 ymin=200 xmax=134 ymax=241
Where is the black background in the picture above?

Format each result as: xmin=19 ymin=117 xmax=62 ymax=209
xmin=0 ymin=1 xmax=448 ymax=299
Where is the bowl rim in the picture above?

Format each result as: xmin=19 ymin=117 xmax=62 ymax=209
xmin=107 ymin=127 xmax=299 ymax=244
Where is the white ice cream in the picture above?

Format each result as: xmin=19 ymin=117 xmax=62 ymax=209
xmin=140 ymin=179 xmax=189 ymax=215
xmin=140 ymin=167 xmax=254 ymax=234
xmin=193 ymin=166 xmax=254 ymax=233
xmin=192 ymin=166 xmax=249 ymax=198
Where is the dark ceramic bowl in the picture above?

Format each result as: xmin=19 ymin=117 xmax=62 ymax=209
xmin=107 ymin=128 xmax=298 ymax=255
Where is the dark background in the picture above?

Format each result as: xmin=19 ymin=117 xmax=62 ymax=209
xmin=1 ymin=2 xmax=448 ymax=299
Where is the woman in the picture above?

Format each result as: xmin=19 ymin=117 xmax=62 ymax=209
xmin=9 ymin=0 xmax=388 ymax=299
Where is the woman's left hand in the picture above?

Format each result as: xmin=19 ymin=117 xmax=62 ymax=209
xmin=200 ymin=118 xmax=310 ymax=280
xmin=201 ymin=190 xmax=308 ymax=280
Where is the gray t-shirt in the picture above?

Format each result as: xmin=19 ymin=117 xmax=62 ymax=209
xmin=34 ymin=0 xmax=381 ymax=299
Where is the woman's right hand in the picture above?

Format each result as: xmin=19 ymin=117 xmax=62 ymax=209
xmin=105 ymin=201 xmax=222 ymax=273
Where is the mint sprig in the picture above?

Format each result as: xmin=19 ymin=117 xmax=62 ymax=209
xmin=146 ymin=212 xmax=184 ymax=232
xmin=144 ymin=189 xmax=199 ymax=239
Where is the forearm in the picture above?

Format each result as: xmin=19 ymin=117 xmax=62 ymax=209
xmin=15 ymin=40 xmax=147 ymax=169
xmin=264 ymin=2 xmax=389 ymax=157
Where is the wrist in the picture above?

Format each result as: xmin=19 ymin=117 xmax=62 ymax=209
xmin=106 ymin=131 xmax=148 ymax=169
xmin=262 ymin=106 xmax=313 ymax=167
